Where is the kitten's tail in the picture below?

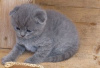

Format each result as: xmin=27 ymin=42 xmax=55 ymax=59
xmin=44 ymin=44 xmax=79 ymax=62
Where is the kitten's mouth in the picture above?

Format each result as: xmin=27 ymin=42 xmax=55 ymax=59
xmin=20 ymin=34 xmax=27 ymax=38
xmin=21 ymin=36 xmax=26 ymax=38
xmin=20 ymin=36 xmax=30 ymax=39
xmin=18 ymin=35 xmax=33 ymax=39
xmin=18 ymin=35 xmax=26 ymax=39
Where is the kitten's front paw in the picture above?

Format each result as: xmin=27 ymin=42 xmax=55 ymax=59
xmin=2 ymin=56 xmax=15 ymax=65
xmin=24 ymin=58 xmax=40 ymax=64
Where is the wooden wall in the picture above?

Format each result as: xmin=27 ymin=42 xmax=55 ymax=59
xmin=0 ymin=0 xmax=35 ymax=48
xmin=0 ymin=0 xmax=100 ymax=50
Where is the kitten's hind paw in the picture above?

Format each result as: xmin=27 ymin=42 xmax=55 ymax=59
xmin=24 ymin=58 xmax=41 ymax=64
xmin=24 ymin=58 xmax=32 ymax=63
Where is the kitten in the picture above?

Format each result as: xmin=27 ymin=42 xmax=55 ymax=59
xmin=2 ymin=4 xmax=79 ymax=64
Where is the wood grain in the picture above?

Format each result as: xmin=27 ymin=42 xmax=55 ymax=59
xmin=36 ymin=0 xmax=100 ymax=9
xmin=0 ymin=0 xmax=35 ymax=48
xmin=37 ymin=5 xmax=100 ymax=23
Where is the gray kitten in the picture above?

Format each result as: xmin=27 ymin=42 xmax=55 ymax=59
xmin=2 ymin=4 xmax=79 ymax=64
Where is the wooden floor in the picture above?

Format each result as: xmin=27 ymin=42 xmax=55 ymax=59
xmin=0 ymin=47 xmax=100 ymax=68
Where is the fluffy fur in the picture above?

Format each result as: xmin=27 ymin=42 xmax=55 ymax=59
xmin=2 ymin=4 xmax=79 ymax=64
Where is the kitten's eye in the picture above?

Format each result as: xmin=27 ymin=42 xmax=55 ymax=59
xmin=27 ymin=30 xmax=31 ymax=32
xmin=16 ymin=27 xmax=20 ymax=30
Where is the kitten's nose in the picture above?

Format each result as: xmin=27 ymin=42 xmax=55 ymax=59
xmin=21 ymin=35 xmax=25 ymax=37
xmin=20 ymin=32 xmax=25 ymax=37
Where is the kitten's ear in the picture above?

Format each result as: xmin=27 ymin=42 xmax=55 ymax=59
xmin=10 ymin=6 xmax=20 ymax=16
xmin=34 ymin=9 xmax=47 ymax=24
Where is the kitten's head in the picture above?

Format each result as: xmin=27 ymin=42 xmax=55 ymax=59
xmin=10 ymin=4 xmax=47 ymax=39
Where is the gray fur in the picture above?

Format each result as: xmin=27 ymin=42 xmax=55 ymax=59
xmin=2 ymin=4 xmax=79 ymax=64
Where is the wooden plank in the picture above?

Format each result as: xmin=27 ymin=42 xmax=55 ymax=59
xmin=0 ymin=0 xmax=35 ymax=48
xmin=36 ymin=0 xmax=100 ymax=9
xmin=38 ymin=5 xmax=100 ymax=24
